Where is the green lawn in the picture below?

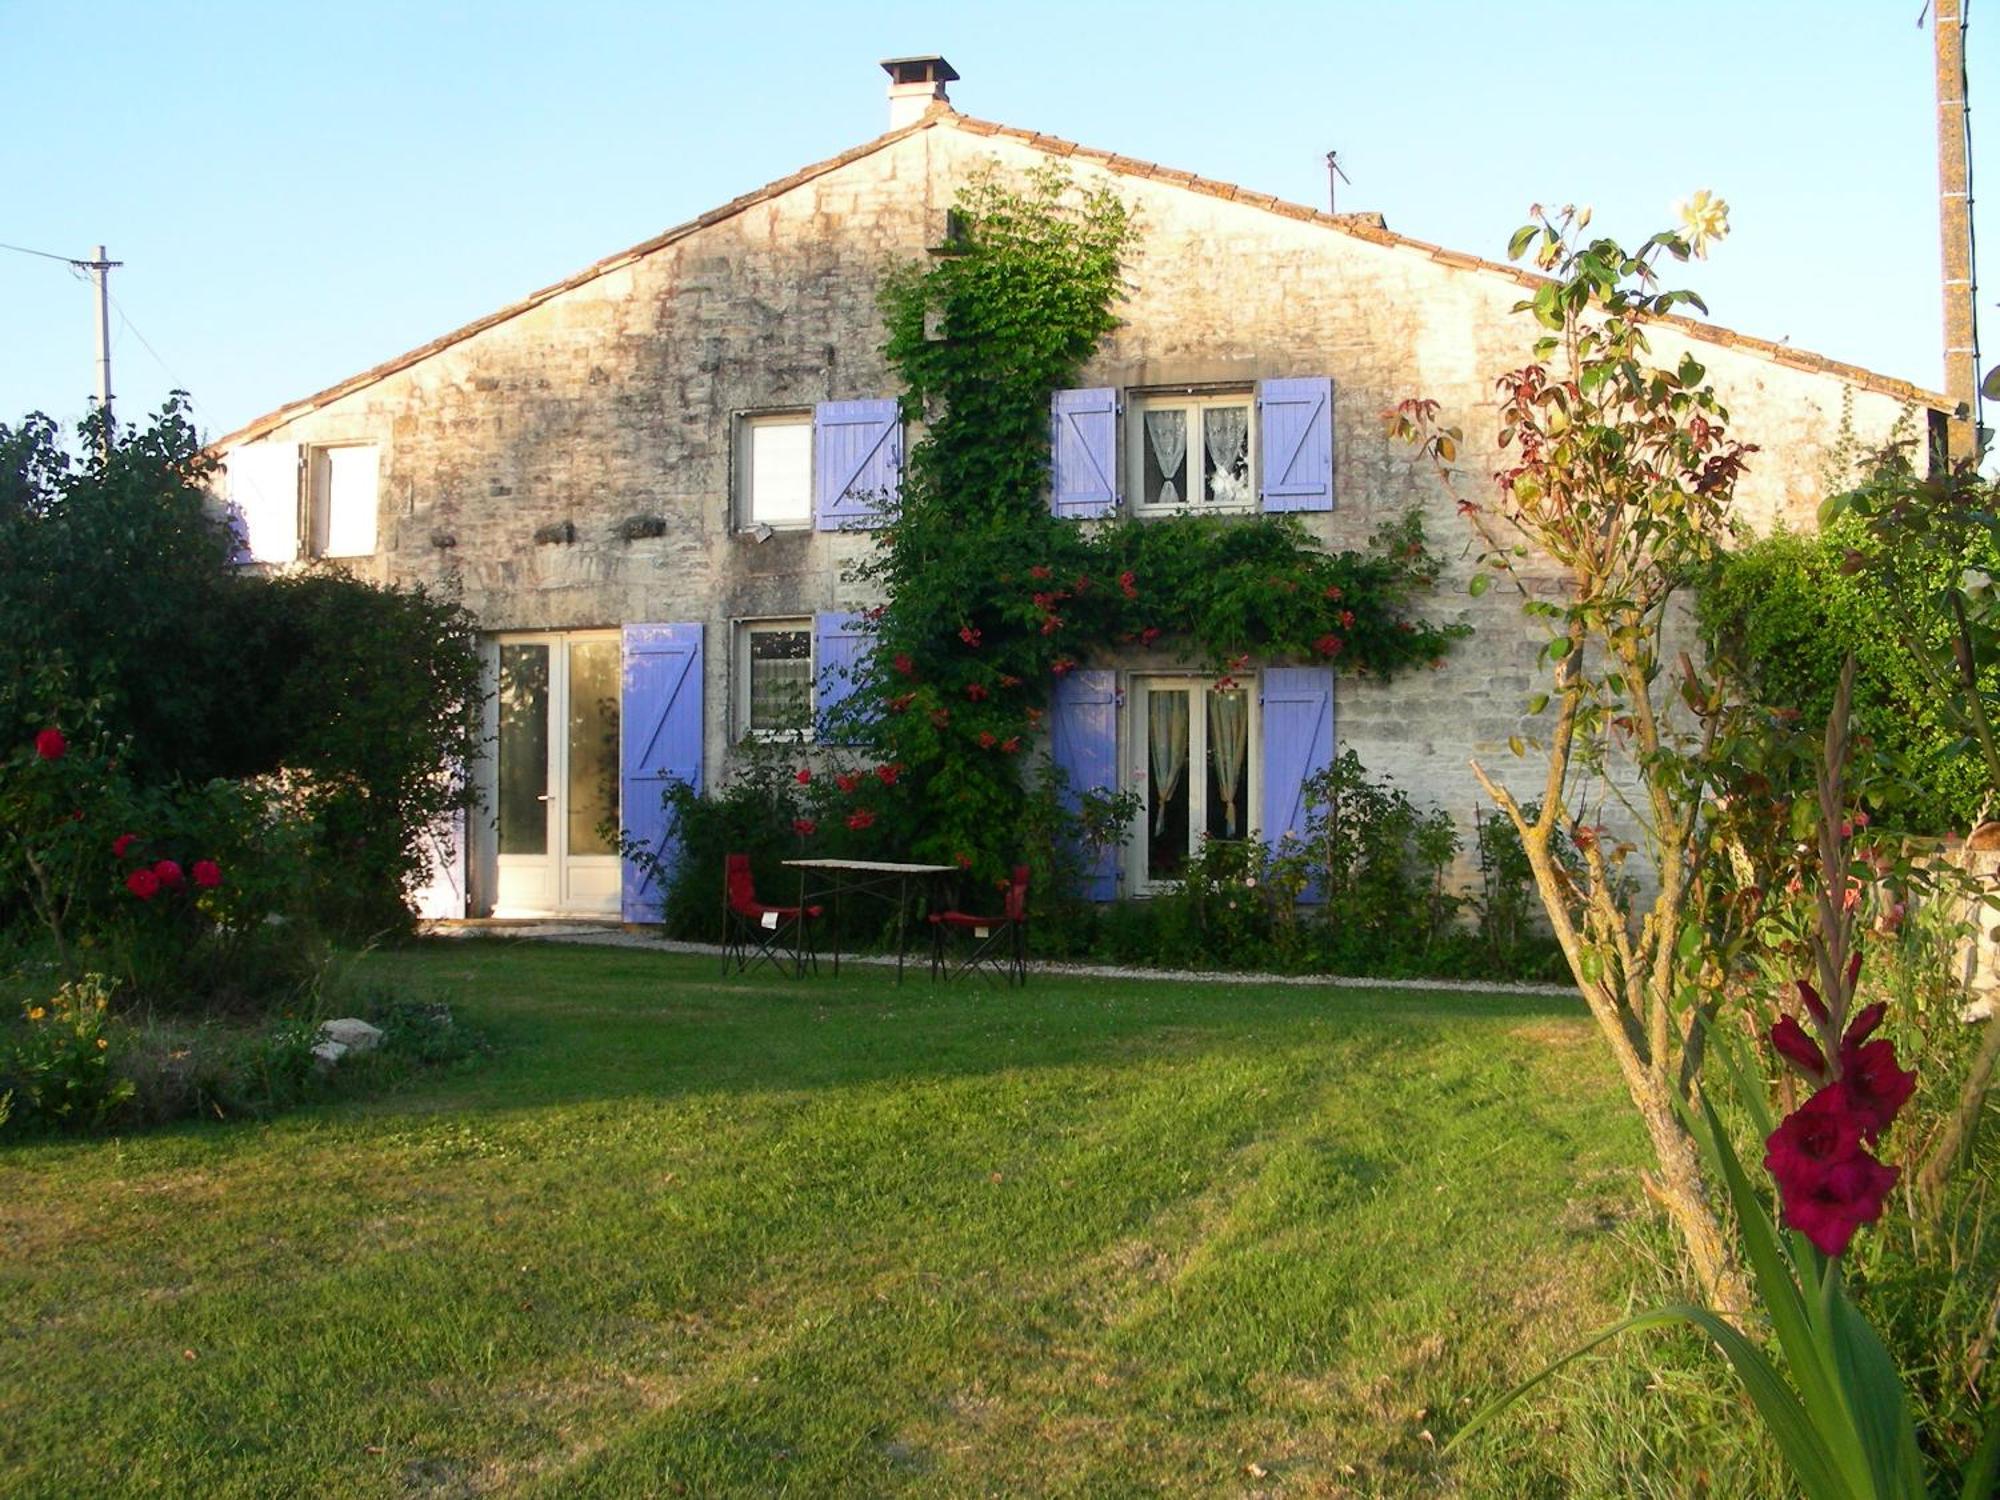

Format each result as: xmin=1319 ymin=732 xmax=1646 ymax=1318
xmin=0 ymin=944 xmax=1778 ymax=1497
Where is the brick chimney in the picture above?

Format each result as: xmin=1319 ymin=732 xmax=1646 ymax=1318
xmin=882 ymin=56 xmax=957 ymax=130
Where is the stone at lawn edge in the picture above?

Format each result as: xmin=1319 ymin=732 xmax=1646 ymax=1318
xmin=311 ymin=1039 xmax=350 ymax=1071
xmin=320 ymin=1018 xmax=385 ymax=1053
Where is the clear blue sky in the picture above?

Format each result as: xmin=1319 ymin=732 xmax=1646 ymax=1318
xmin=3 ymin=1 xmax=1993 ymax=444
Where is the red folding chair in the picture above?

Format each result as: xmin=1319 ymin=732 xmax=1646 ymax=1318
xmin=928 ymin=864 xmax=1029 ymax=986
xmin=722 ymin=853 xmax=820 ymax=978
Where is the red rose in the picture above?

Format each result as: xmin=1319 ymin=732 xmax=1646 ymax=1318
xmin=1313 ymin=634 xmax=1342 ymax=657
xmin=792 ymin=818 xmax=818 ymax=837
xmin=1118 ymin=570 xmax=1137 ymax=599
xmin=795 ymin=767 xmax=812 ymax=785
xmin=846 ymin=808 xmax=876 ymax=831
xmin=192 ymin=859 xmax=222 ymax=889
xmin=112 ymin=833 xmax=138 ymax=859
xmin=893 ymin=653 xmax=916 ymax=677
xmin=153 ymin=859 xmax=185 ymax=889
xmin=1032 ymin=592 xmax=1057 ymax=611
xmin=835 ymin=772 xmax=861 ymax=794
xmin=34 ymin=728 xmax=65 ymax=760
xmin=1029 ymin=565 xmax=1051 ymax=580
xmin=125 ymin=868 xmax=161 ymax=901
xmin=965 ymin=683 xmax=988 ymax=702
xmin=958 ymin=625 xmax=982 ymax=649
xmin=1139 ymin=627 xmax=1161 ymax=646
xmin=1323 ymin=584 xmax=1343 ymax=600
xmin=875 ymin=763 xmax=901 ymax=786
xmin=1000 ymin=736 xmax=1021 ymax=754
xmin=1339 ymin=610 xmax=1356 ymax=629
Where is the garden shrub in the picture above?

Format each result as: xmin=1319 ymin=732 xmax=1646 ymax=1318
xmin=1 ymin=973 xmax=132 ymax=1130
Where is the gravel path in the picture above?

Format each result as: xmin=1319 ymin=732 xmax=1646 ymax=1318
xmin=425 ymin=920 xmax=1577 ymax=998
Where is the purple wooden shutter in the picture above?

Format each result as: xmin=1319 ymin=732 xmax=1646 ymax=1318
xmin=814 ymin=610 xmax=872 ymax=744
xmin=621 ymin=622 xmax=704 ymax=923
xmin=1258 ymin=377 xmax=1334 ymax=512
xmin=814 ymin=399 xmax=902 ymax=530
xmin=1260 ymin=666 xmax=1334 ymax=863
xmin=1050 ymin=387 xmax=1119 ymax=518
xmin=1049 ymin=670 xmax=1120 ymax=901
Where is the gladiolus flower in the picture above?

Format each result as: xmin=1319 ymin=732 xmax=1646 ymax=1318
xmin=34 ymin=728 xmax=65 ymax=760
xmin=795 ymin=767 xmax=812 ymax=785
xmin=126 ymin=868 xmax=161 ymax=901
xmin=1770 ymin=1015 xmax=1829 ymax=1083
xmin=846 ymin=808 xmax=876 ymax=831
xmin=1838 ymin=1040 xmax=1915 ymax=1143
xmin=112 ymin=833 xmax=138 ymax=859
xmin=1764 ymin=1087 xmax=1897 ymax=1256
xmin=1795 ymin=978 xmax=1829 ymax=1026
xmin=792 ymin=818 xmax=818 ymax=837
xmin=191 ymin=860 xmax=222 ymax=888
xmin=835 ymin=772 xmax=861 ymax=794
xmin=153 ymin=859 xmax=185 ymax=889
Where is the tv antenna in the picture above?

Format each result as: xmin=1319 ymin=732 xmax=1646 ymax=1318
xmin=1325 ymin=150 xmax=1351 ymax=214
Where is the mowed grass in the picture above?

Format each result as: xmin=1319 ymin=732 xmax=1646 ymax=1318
xmin=0 ymin=944 xmax=1773 ymax=1497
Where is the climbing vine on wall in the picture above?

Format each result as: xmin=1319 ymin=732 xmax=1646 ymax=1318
xmin=832 ymin=164 xmax=1467 ymax=879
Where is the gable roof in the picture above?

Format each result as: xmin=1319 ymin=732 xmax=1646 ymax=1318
xmin=212 ymin=108 xmax=1947 ymax=450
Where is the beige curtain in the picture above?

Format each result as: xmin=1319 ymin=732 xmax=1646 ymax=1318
xmin=1148 ymin=690 xmax=1190 ymax=835
xmin=1208 ymin=689 xmax=1248 ymax=836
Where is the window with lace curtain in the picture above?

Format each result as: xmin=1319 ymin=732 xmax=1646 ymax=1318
xmin=1130 ymin=675 xmax=1258 ymax=889
xmin=1129 ymin=392 xmax=1254 ymax=512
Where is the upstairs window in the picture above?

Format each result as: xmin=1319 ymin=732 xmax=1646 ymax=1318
xmin=737 ymin=413 xmax=812 ymax=529
xmin=1131 ymin=393 xmax=1253 ymax=513
xmin=309 ymin=444 xmax=379 ymax=557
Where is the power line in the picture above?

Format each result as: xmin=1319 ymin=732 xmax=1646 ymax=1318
xmin=0 ymin=239 xmax=91 ymax=269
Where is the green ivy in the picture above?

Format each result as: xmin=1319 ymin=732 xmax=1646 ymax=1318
xmin=836 ymin=164 xmax=1467 ymax=880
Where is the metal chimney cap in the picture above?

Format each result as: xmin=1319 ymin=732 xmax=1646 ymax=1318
xmin=880 ymin=56 xmax=960 ymax=87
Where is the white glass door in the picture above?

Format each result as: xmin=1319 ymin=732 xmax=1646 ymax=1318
xmin=1130 ymin=676 xmax=1257 ymax=891
xmin=494 ymin=633 xmax=621 ymax=916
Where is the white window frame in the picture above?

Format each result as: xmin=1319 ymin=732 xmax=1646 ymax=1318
xmin=307 ymin=442 xmax=381 ymax=558
xmin=1128 ymin=390 xmax=1256 ymax=515
xmin=1124 ymin=673 xmax=1262 ymax=894
xmin=736 ymin=617 xmax=815 ymax=742
xmin=734 ymin=410 xmax=814 ymax=531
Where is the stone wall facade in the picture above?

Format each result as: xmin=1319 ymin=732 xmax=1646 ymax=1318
xmin=213 ymin=110 xmax=1941 ymax=917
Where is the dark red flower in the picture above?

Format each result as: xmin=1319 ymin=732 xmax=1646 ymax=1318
xmin=1072 ymin=574 xmax=1091 ymax=594
xmin=1032 ymin=592 xmax=1057 ymax=611
xmin=792 ymin=818 xmax=818 ymax=837
xmin=958 ymin=625 xmax=982 ymax=649
xmin=978 ymin=731 xmax=997 ymax=749
xmin=893 ymin=653 xmax=916 ymax=677
xmin=1313 ymin=633 xmax=1341 ymax=658
xmin=930 ymin=708 xmax=951 ymax=728
xmin=1139 ymin=626 xmax=1161 ymax=646
xmin=835 ymin=772 xmax=861 ymax=794
xmin=1051 ymin=658 xmax=1075 ymax=677
xmin=955 ymin=851 xmax=973 ymax=869
xmin=1770 ymin=1015 xmax=1829 ymax=1083
xmin=1764 ymin=1086 xmax=1899 ymax=1256
xmin=1040 ymin=615 xmax=1063 ymax=636
xmin=1026 ymin=708 xmax=1043 ymax=727
xmin=1339 ymin=610 xmax=1356 ymax=629
xmin=153 ymin=859 xmax=185 ymax=890
xmin=1000 ymin=736 xmax=1021 ymax=754
xmin=34 ymin=728 xmax=66 ymax=761
xmin=998 ymin=674 xmax=1021 ymax=689
xmin=1118 ymin=570 xmax=1137 ymax=599
xmin=965 ymin=683 xmax=989 ymax=702
xmin=1837 ymin=1038 xmax=1915 ymax=1142
xmin=875 ymin=763 xmax=901 ymax=786
xmin=125 ymin=868 xmax=160 ymax=901
xmin=191 ymin=860 xmax=222 ymax=889
xmin=1323 ymin=584 xmax=1344 ymax=600
xmin=1796 ymin=978 xmax=1829 ymax=1025
xmin=794 ymin=767 xmax=812 ymax=785
xmin=1029 ymin=564 xmax=1052 ymax=580
xmin=889 ymin=692 xmax=915 ymax=713
xmin=846 ymin=808 xmax=876 ymax=831
xmin=112 ymin=833 xmax=138 ymax=859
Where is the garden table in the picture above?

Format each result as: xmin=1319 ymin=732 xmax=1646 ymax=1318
xmin=781 ymin=858 xmax=958 ymax=982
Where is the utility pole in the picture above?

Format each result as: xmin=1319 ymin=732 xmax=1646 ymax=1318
xmin=84 ymin=243 xmax=120 ymax=453
xmin=1935 ymin=0 xmax=1980 ymax=461
xmin=1325 ymin=150 xmax=1350 ymax=215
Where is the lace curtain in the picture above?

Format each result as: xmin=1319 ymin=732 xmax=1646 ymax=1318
xmin=1203 ymin=406 xmax=1250 ymax=506
xmin=1208 ymin=690 xmax=1248 ymax=836
xmin=1144 ymin=409 xmax=1188 ymax=507
xmin=1148 ymin=691 xmax=1190 ymax=835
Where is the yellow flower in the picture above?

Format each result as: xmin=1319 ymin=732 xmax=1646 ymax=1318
xmin=96 ymin=1037 xmax=108 ymax=1050
xmin=26 ymin=1006 xmax=46 ymax=1021
xmin=1674 ymin=190 xmax=1730 ymax=259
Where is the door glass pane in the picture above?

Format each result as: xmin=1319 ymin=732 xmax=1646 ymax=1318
xmin=567 ymin=639 xmax=621 ymax=857
xmin=498 ymin=644 xmax=549 ymax=856
xmin=1206 ymin=687 xmax=1250 ymax=840
xmin=1146 ymin=688 xmax=1192 ymax=881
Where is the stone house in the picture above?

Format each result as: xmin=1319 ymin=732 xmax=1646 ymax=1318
xmin=208 ymin=57 xmax=1947 ymax=922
